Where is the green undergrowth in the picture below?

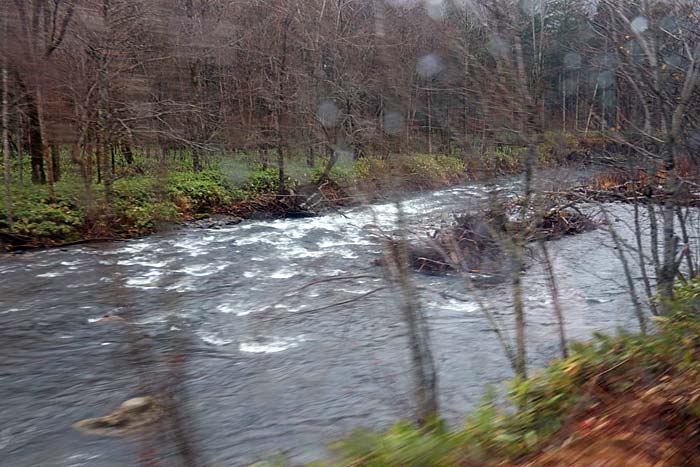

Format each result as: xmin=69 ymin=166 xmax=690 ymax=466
xmin=0 ymin=154 xmax=464 ymax=244
xmin=470 ymin=131 xmax=597 ymax=175
xmin=311 ymin=153 xmax=465 ymax=189
xmin=1 ymin=137 xmax=593 ymax=245
xmin=1 ymin=170 xmax=241 ymax=242
xmin=256 ymin=278 xmax=700 ymax=467
xmin=0 ymin=154 xmax=465 ymax=244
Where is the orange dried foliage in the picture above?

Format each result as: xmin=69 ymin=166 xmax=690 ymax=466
xmin=513 ymin=375 xmax=700 ymax=467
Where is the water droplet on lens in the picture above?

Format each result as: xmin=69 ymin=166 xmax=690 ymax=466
xmin=416 ymin=54 xmax=443 ymax=78
xmin=631 ymin=16 xmax=649 ymax=34
xmin=317 ymin=101 xmax=340 ymax=128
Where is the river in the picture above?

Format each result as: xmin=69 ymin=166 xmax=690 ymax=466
xmin=0 ymin=172 xmax=649 ymax=466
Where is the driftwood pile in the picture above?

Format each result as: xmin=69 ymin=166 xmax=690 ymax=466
xmin=219 ymin=182 xmax=353 ymax=220
xmin=219 ymin=193 xmax=316 ymax=220
xmin=556 ymin=172 xmax=700 ymax=207
xmin=531 ymin=206 xmax=596 ymax=240
xmin=406 ymin=201 xmax=596 ymax=276
xmin=566 ymin=186 xmax=700 ymax=207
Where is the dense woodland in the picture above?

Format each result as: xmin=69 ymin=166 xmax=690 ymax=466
xmin=1 ymin=0 xmax=698 ymax=193
xmin=3 ymin=1 xmax=700 ymax=466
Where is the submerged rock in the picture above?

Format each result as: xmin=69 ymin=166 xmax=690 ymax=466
xmin=73 ymin=396 xmax=162 ymax=437
xmin=188 ymin=214 xmax=244 ymax=229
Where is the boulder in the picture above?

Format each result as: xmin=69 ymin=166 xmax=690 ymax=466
xmin=73 ymin=396 xmax=162 ymax=437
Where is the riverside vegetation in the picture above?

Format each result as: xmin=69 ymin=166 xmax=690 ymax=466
xmin=0 ymin=152 xmax=463 ymax=248
xmin=257 ymin=277 xmax=700 ymax=467
xmin=0 ymin=131 xmax=593 ymax=250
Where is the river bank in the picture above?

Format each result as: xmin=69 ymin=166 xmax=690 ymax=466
xmin=0 ymin=130 xmax=605 ymax=251
xmin=0 ymin=154 xmax=467 ymax=251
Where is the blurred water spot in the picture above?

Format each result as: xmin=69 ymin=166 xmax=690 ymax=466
xmin=631 ymin=16 xmax=649 ymax=34
xmin=384 ymin=111 xmax=404 ymax=136
xmin=659 ymin=15 xmax=678 ymax=32
xmin=385 ymin=0 xmax=419 ymax=8
xmin=663 ymin=53 xmax=682 ymax=69
xmin=597 ymin=70 xmax=615 ymax=89
xmin=317 ymin=101 xmax=340 ymax=128
xmin=561 ymin=78 xmax=578 ymax=96
xmin=416 ymin=53 xmax=443 ymax=78
xmin=519 ymin=0 xmax=541 ymax=16
xmin=424 ymin=0 xmax=444 ymax=20
xmin=486 ymin=36 xmax=508 ymax=59
xmin=564 ymin=52 xmax=581 ymax=70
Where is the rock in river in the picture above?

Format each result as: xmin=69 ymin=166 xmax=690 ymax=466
xmin=73 ymin=396 xmax=162 ymax=437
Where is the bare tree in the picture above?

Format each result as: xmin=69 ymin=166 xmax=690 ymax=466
xmin=2 ymin=12 xmax=11 ymax=232
xmin=595 ymin=0 xmax=700 ymax=308
xmin=385 ymin=201 xmax=439 ymax=425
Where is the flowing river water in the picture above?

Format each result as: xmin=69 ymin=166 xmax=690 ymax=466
xmin=0 ymin=172 xmax=652 ymax=466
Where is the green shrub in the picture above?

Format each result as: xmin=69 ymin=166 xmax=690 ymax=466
xmin=114 ymin=177 xmax=159 ymax=204
xmin=110 ymin=177 xmax=173 ymax=232
xmin=167 ymin=170 xmax=233 ymax=211
xmin=243 ymin=168 xmax=294 ymax=195
xmin=309 ymin=164 xmax=356 ymax=185
xmin=0 ymin=179 xmax=85 ymax=241
xmin=672 ymin=276 xmax=700 ymax=313
xmin=538 ymin=131 xmax=583 ymax=165
xmin=115 ymin=201 xmax=179 ymax=232
xmin=11 ymin=199 xmax=83 ymax=240
xmin=479 ymin=146 xmax=526 ymax=173
xmin=399 ymin=154 xmax=464 ymax=183
xmin=353 ymin=157 xmax=389 ymax=181
xmin=330 ymin=421 xmax=463 ymax=467
xmin=306 ymin=155 xmax=464 ymax=188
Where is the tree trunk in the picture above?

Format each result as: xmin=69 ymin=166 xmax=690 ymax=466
xmin=316 ymin=146 xmax=338 ymax=186
xmin=541 ymin=243 xmax=567 ymax=358
xmin=27 ymin=98 xmax=46 ymax=185
xmin=390 ymin=202 xmax=439 ymax=424
xmin=192 ymin=146 xmax=201 ymax=172
xmin=111 ymin=144 xmax=116 ymax=175
xmin=427 ymin=89 xmax=432 ymax=155
xmin=276 ymin=16 xmax=290 ymax=195
xmin=2 ymin=55 xmax=12 ymax=231
xmin=511 ymin=249 xmax=527 ymax=378
xmin=17 ymin=111 xmax=23 ymax=185
xmin=35 ymin=88 xmax=55 ymax=202
xmin=98 ymin=54 xmax=114 ymax=215
xmin=260 ymin=148 xmax=268 ymax=170
xmin=658 ymin=141 xmax=677 ymax=308
xmin=95 ymin=144 xmax=101 ymax=184
xmin=50 ymin=144 xmax=61 ymax=182
xmin=122 ymin=144 xmax=134 ymax=165
xmin=676 ymin=207 xmax=696 ymax=279
xmin=604 ymin=208 xmax=647 ymax=333
xmin=277 ymin=144 xmax=285 ymax=194
xmin=634 ymin=198 xmax=658 ymax=316
xmin=307 ymin=146 xmax=315 ymax=168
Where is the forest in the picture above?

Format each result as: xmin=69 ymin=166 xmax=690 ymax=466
xmin=2 ymin=0 xmax=700 ymax=466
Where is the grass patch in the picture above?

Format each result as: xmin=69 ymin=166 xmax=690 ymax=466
xmin=314 ymin=153 xmax=466 ymax=190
